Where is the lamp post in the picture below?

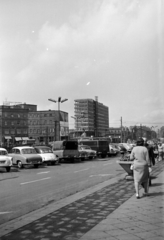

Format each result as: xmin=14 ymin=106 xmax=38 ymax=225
xmin=48 ymin=97 xmax=68 ymax=141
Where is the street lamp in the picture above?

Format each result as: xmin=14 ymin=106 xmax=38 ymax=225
xmin=48 ymin=97 xmax=68 ymax=141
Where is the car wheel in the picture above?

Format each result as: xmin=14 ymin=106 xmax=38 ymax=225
xmin=89 ymin=156 xmax=93 ymax=160
xmin=55 ymin=159 xmax=60 ymax=165
xmin=6 ymin=167 xmax=11 ymax=172
xmin=34 ymin=164 xmax=39 ymax=168
xmin=17 ymin=161 xmax=23 ymax=169
xmin=51 ymin=161 xmax=55 ymax=165
xmin=81 ymin=157 xmax=85 ymax=161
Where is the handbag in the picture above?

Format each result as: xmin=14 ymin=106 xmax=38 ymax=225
xmin=130 ymin=164 xmax=134 ymax=170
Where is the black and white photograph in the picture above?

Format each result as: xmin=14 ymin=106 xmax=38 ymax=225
xmin=0 ymin=0 xmax=164 ymax=239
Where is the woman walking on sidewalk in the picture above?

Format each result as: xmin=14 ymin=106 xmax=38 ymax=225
xmin=130 ymin=138 xmax=150 ymax=199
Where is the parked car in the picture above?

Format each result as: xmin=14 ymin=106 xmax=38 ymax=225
xmin=34 ymin=146 xmax=59 ymax=165
xmin=109 ymin=144 xmax=119 ymax=156
xmin=9 ymin=146 xmax=42 ymax=169
xmin=120 ymin=143 xmax=133 ymax=152
xmin=0 ymin=148 xmax=13 ymax=172
xmin=78 ymin=145 xmax=97 ymax=159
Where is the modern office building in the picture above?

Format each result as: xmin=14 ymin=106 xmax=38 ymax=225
xmin=73 ymin=97 xmax=109 ymax=137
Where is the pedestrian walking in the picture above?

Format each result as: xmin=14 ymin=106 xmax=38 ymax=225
xmin=153 ymin=143 xmax=159 ymax=162
xmin=162 ymin=142 xmax=164 ymax=160
xmin=130 ymin=137 xmax=150 ymax=199
xmin=158 ymin=142 xmax=163 ymax=161
xmin=144 ymin=141 xmax=155 ymax=186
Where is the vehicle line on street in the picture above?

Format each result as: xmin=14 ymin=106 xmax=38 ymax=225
xmin=74 ymin=168 xmax=89 ymax=173
xmin=89 ymin=174 xmax=113 ymax=177
xmin=20 ymin=177 xmax=51 ymax=185
xmin=103 ymin=162 xmax=113 ymax=166
xmin=37 ymin=171 xmax=50 ymax=174
xmin=0 ymin=211 xmax=13 ymax=215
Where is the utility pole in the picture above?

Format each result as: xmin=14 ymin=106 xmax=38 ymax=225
xmin=140 ymin=124 xmax=142 ymax=138
xmin=120 ymin=117 xmax=123 ymax=143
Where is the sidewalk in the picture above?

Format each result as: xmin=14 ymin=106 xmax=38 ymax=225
xmin=0 ymin=161 xmax=164 ymax=240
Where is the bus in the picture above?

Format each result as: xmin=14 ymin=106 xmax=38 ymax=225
xmin=52 ymin=140 xmax=84 ymax=163
xmin=78 ymin=139 xmax=110 ymax=158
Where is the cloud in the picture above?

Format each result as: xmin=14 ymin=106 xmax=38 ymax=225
xmin=0 ymin=0 xmax=163 ymax=128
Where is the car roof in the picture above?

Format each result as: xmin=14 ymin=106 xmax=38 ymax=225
xmin=34 ymin=146 xmax=50 ymax=149
xmin=12 ymin=146 xmax=34 ymax=149
xmin=0 ymin=148 xmax=7 ymax=151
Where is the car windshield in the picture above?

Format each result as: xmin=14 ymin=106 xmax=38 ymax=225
xmin=0 ymin=150 xmax=8 ymax=155
xmin=40 ymin=148 xmax=53 ymax=153
xmin=22 ymin=148 xmax=37 ymax=154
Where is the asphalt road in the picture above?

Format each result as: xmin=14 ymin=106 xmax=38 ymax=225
xmin=0 ymin=155 xmax=124 ymax=225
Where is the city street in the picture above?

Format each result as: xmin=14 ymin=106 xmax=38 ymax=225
xmin=0 ymin=155 xmax=123 ymax=225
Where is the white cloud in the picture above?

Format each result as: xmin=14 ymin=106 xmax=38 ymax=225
xmin=0 ymin=0 xmax=163 ymax=128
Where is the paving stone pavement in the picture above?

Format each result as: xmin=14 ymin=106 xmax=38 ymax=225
xmin=1 ymin=161 xmax=164 ymax=240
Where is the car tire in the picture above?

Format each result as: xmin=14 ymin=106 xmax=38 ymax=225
xmin=17 ymin=161 xmax=23 ymax=169
xmin=51 ymin=161 xmax=55 ymax=165
xmin=34 ymin=164 xmax=39 ymax=168
xmin=6 ymin=167 xmax=11 ymax=172
xmin=89 ymin=156 xmax=93 ymax=160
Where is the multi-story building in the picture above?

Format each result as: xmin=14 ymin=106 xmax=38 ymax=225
xmin=0 ymin=103 xmax=37 ymax=147
xmin=0 ymin=102 xmax=69 ymax=147
xmin=28 ymin=110 xmax=69 ymax=143
xmin=73 ymin=97 xmax=109 ymax=137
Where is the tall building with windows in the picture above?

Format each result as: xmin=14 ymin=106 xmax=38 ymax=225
xmin=0 ymin=103 xmax=37 ymax=147
xmin=28 ymin=110 xmax=69 ymax=143
xmin=74 ymin=97 xmax=109 ymax=137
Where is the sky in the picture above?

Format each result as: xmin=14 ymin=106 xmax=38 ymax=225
xmin=0 ymin=0 xmax=164 ymax=130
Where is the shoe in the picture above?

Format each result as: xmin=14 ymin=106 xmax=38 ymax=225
xmin=136 ymin=194 xmax=140 ymax=199
xmin=143 ymin=193 xmax=149 ymax=197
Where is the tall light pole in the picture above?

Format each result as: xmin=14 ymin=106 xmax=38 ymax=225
xmin=48 ymin=97 xmax=68 ymax=141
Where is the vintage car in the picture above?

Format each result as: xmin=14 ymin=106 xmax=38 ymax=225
xmin=109 ymin=144 xmax=118 ymax=156
xmin=34 ymin=146 xmax=59 ymax=165
xmin=9 ymin=146 xmax=42 ymax=169
xmin=78 ymin=145 xmax=97 ymax=160
xmin=0 ymin=148 xmax=13 ymax=172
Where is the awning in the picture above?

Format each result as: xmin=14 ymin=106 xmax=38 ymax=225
xmin=15 ymin=137 xmax=22 ymax=141
xmin=22 ymin=137 xmax=29 ymax=140
xmin=4 ymin=136 xmax=12 ymax=139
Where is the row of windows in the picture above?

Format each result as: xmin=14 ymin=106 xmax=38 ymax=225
xmin=4 ymin=121 xmax=27 ymax=126
xmin=4 ymin=129 xmax=28 ymax=134
xmin=109 ymin=130 xmax=121 ymax=133
xmin=29 ymin=113 xmax=53 ymax=118
xmin=4 ymin=113 xmax=27 ymax=118
xmin=29 ymin=128 xmax=55 ymax=134
xmin=29 ymin=120 xmax=54 ymax=125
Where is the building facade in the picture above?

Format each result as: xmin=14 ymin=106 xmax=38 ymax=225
xmin=0 ymin=103 xmax=37 ymax=147
xmin=74 ymin=98 xmax=109 ymax=137
xmin=28 ymin=110 xmax=69 ymax=144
